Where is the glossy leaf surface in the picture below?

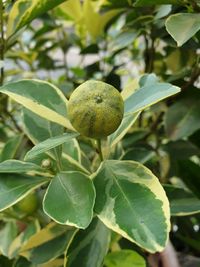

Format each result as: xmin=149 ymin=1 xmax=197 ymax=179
xmin=125 ymin=82 xmax=180 ymax=114
xmin=166 ymin=13 xmax=200 ymax=46
xmin=7 ymin=0 xmax=67 ymax=37
xmin=0 ymin=222 xmax=18 ymax=257
xmin=23 ymin=108 xmax=64 ymax=161
xmin=25 ymin=132 xmax=79 ymax=160
xmin=43 ymin=171 xmax=95 ymax=228
xmin=0 ymin=160 xmax=44 ymax=173
xmin=165 ymin=92 xmax=200 ymax=140
xmin=0 ymin=135 xmax=23 ymax=162
xmin=94 ymin=160 xmax=170 ymax=252
xmin=164 ymin=185 xmax=200 ymax=216
xmin=104 ymin=249 xmax=146 ymax=267
xmin=68 ymin=218 xmax=110 ymax=267
xmin=108 ymin=112 xmax=140 ymax=147
xmin=0 ymin=80 xmax=73 ymax=130
xmin=0 ymin=173 xmax=49 ymax=211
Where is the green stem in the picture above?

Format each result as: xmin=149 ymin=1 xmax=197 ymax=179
xmin=97 ymin=139 xmax=104 ymax=162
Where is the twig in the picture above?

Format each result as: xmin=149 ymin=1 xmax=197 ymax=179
xmin=144 ymin=29 xmax=155 ymax=73
xmin=160 ymin=240 xmax=180 ymax=267
xmin=144 ymin=33 xmax=149 ymax=73
xmin=96 ymin=139 xmax=104 ymax=161
xmin=190 ymin=0 xmax=200 ymax=12
xmin=181 ymin=67 xmax=200 ymax=91
xmin=148 ymin=241 xmax=180 ymax=267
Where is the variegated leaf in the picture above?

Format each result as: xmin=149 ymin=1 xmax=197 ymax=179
xmin=0 ymin=80 xmax=74 ymax=130
xmin=25 ymin=132 xmax=79 ymax=160
xmin=22 ymin=229 xmax=77 ymax=264
xmin=83 ymin=0 xmax=121 ymax=39
xmin=0 ymin=159 xmax=45 ymax=173
xmin=23 ymin=108 xmax=64 ymax=162
xmin=23 ymin=109 xmax=89 ymax=174
xmin=7 ymin=0 xmax=67 ymax=38
xmin=68 ymin=218 xmax=111 ymax=267
xmin=108 ymin=112 xmax=140 ymax=147
xmin=125 ymin=82 xmax=180 ymax=114
xmin=43 ymin=171 xmax=95 ymax=228
xmin=0 ymin=173 xmax=49 ymax=211
xmin=104 ymin=249 xmax=146 ymax=267
xmin=110 ymin=74 xmax=180 ymax=147
xmin=0 ymin=222 xmax=18 ymax=257
xmin=8 ymin=220 xmax=40 ymax=259
xmin=165 ymin=13 xmax=200 ymax=46
xmin=63 ymin=138 xmax=81 ymax=163
xmin=164 ymin=185 xmax=200 ymax=216
xmin=20 ymin=222 xmax=67 ymax=252
xmin=93 ymin=160 xmax=170 ymax=253
xmin=0 ymin=134 xmax=23 ymax=162
xmin=62 ymin=154 xmax=90 ymax=175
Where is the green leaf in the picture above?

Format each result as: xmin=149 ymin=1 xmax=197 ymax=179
xmin=56 ymin=0 xmax=83 ymax=22
xmin=0 ymin=160 xmax=45 ymax=173
xmin=104 ymin=249 xmax=146 ymax=267
xmin=164 ymin=185 xmax=200 ymax=216
xmin=23 ymin=110 xmax=85 ymax=174
xmin=165 ymin=92 xmax=200 ymax=140
xmin=122 ymin=130 xmax=148 ymax=149
xmin=0 ymin=222 xmax=18 ymax=257
xmin=121 ymin=78 xmax=139 ymax=101
xmin=177 ymin=235 xmax=200 ymax=252
xmin=178 ymin=160 xmax=200 ymax=199
xmin=68 ymin=218 xmax=111 ymax=267
xmin=0 ymin=135 xmax=23 ymax=162
xmin=109 ymin=30 xmax=138 ymax=51
xmin=24 ymin=229 xmax=77 ymax=264
xmin=125 ymin=82 xmax=180 ymax=114
xmin=20 ymin=222 xmax=67 ymax=252
xmin=0 ymin=80 xmax=73 ymax=130
xmin=139 ymin=73 xmax=158 ymax=87
xmin=8 ymin=221 xmax=40 ymax=258
xmin=25 ymin=132 xmax=79 ymax=160
xmin=23 ymin=108 xmax=64 ymax=161
xmin=61 ymin=154 xmax=90 ymax=175
xmin=43 ymin=171 xmax=95 ymax=228
xmin=121 ymin=147 xmax=155 ymax=163
xmin=59 ymin=136 xmax=88 ymax=174
xmin=7 ymin=0 xmax=67 ymax=38
xmin=83 ymin=0 xmax=121 ymax=39
xmin=164 ymin=140 xmax=200 ymax=160
xmin=166 ymin=13 xmax=200 ymax=46
xmin=11 ymin=257 xmax=33 ymax=267
xmin=93 ymin=160 xmax=170 ymax=253
xmin=63 ymin=139 xmax=81 ymax=162
xmin=0 ymin=173 xmax=49 ymax=211
xmin=155 ymin=5 xmax=172 ymax=20
xmin=108 ymin=112 xmax=140 ymax=147
xmin=135 ymin=0 xmax=182 ymax=5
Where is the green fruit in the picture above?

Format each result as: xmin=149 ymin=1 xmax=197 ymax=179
xmin=68 ymin=80 xmax=124 ymax=138
xmin=15 ymin=193 xmax=38 ymax=215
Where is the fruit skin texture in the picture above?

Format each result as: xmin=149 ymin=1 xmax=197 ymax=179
xmin=15 ymin=193 xmax=38 ymax=215
xmin=68 ymin=80 xmax=124 ymax=138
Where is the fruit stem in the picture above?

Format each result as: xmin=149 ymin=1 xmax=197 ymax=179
xmin=97 ymin=139 xmax=104 ymax=161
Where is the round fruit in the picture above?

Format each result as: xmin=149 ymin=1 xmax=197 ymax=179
xmin=15 ymin=192 xmax=38 ymax=215
xmin=68 ymin=80 xmax=124 ymax=138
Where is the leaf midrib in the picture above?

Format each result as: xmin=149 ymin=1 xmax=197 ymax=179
xmin=106 ymin=163 xmax=160 ymax=248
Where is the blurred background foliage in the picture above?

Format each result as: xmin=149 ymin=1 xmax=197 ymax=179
xmin=0 ymin=0 xmax=200 ymax=266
